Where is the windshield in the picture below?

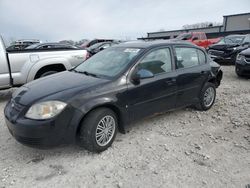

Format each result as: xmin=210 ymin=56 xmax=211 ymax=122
xmin=74 ymin=47 xmax=141 ymax=78
xmin=218 ymin=36 xmax=245 ymax=44
xmin=176 ymin=33 xmax=192 ymax=40
xmin=25 ymin=43 xmax=40 ymax=49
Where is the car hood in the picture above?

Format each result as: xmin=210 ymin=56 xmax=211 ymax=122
xmin=13 ymin=71 xmax=110 ymax=105
xmin=209 ymin=43 xmax=240 ymax=50
xmin=239 ymin=48 xmax=250 ymax=55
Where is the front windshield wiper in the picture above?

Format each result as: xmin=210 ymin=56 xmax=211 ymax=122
xmin=72 ymin=69 xmax=98 ymax=78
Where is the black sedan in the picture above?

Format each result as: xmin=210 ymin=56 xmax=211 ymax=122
xmin=235 ymin=48 xmax=250 ymax=77
xmin=4 ymin=40 xmax=223 ymax=152
xmin=208 ymin=34 xmax=250 ymax=64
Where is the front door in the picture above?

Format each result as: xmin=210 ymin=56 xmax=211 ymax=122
xmin=126 ymin=47 xmax=177 ymax=121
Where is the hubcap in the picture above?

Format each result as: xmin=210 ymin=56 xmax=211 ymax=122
xmin=95 ymin=115 xmax=116 ymax=147
xmin=203 ymin=87 xmax=215 ymax=107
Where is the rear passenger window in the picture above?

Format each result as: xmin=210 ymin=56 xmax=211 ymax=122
xmin=175 ymin=47 xmax=199 ymax=69
xmin=138 ymin=48 xmax=172 ymax=75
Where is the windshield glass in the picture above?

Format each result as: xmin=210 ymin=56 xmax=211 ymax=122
xmin=176 ymin=33 xmax=192 ymax=40
xmin=74 ymin=47 xmax=141 ymax=78
xmin=218 ymin=36 xmax=245 ymax=44
xmin=25 ymin=43 xmax=40 ymax=49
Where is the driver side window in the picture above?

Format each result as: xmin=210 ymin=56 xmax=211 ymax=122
xmin=138 ymin=48 xmax=172 ymax=75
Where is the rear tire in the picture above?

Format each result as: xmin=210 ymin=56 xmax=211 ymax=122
xmin=195 ymin=82 xmax=216 ymax=111
xmin=78 ymin=108 xmax=118 ymax=153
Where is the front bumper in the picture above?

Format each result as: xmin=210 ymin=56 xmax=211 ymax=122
xmin=208 ymin=50 xmax=237 ymax=64
xmin=4 ymin=100 xmax=83 ymax=148
xmin=235 ymin=62 xmax=250 ymax=76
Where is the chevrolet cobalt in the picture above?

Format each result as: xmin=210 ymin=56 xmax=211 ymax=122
xmin=5 ymin=41 xmax=223 ymax=152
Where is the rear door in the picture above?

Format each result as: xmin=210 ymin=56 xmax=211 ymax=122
xmin=0 ymin=37 xmax=11 ymax=89
xmin=126 ymin=47 xmax=177 ymax=121
xmin=174 ymin=46 xmax=210 ymax=107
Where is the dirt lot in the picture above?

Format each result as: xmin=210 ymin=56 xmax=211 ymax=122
xmin=0 ymin=66 xmax=249 ymax=188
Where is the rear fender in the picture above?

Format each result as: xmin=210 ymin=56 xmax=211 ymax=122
xmin=26 ymin=58 xmax=71 ymax=82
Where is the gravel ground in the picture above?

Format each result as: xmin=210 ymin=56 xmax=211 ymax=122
xmin=0 ymin=66 xmax=249 ymax=188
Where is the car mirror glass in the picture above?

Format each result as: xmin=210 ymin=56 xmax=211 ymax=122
xmin=137 ymin=69 xmax=154 ymax=79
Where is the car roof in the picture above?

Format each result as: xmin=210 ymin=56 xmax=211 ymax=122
xmin=117 ymin=39 xmax=197 ymax=49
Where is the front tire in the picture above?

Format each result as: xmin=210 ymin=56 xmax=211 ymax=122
xmin=196 ymin=82 xmax=216 ymax=111
xmin=235 ymin=66 xmax=243 ymax=77
xmin=78 ymin=108 xmax=118 ymax=153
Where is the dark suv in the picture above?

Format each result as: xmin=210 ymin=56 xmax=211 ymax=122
xmin=4 ymin=40 xmax=223 ymax=152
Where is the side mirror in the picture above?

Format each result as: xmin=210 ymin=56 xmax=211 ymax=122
xmin=131 ymin=69 xmax=154 ymax=85
xmin=192 ymin=37 xmax=198 ymax=41
xmin=137 ymin=69 xmax=154 ymax=79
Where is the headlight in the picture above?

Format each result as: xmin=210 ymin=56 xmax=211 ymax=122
xmin=236 ymin=54 xmax=245 ymax=61
xmin=25 ymin=101 xmax=67 ymax=120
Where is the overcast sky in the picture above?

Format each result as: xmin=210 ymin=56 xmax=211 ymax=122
xmin=0 ymin=0 xmax=249 ymax=43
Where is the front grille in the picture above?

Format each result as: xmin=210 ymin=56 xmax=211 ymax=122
xmin=11 ymin=99 xmax=25 ymax=112
xmin=208 ymin=49 xmax=224 ymax=56
xmin=6 ymin=99 xmax=26 ymax=122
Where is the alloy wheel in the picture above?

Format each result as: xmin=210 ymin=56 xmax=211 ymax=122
xmin=95 ymin=115 xmax=116 ymax=147
xmin=203 ymin=87 xmax=215 ymax=107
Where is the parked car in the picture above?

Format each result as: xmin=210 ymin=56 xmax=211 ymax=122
xmin=176 ymin=32 xmax=221 ymax=48
xmin=207 ymin=34 xmax=250 ymax=64
xmin=25 ymin=43 xmax=79 ymax=50
xmin=6 ymin=39 xmax=41 ymax=51
xmin=86 ymin=41 xmax=120 ymax=56
xmin=0 ymin=36 xmax=88 ymax=90
xmin=14 ymin=39 xmax=41 ymax=45
xmin=6 ymin=44 xmax=30 ymax=51
xmin=4 ymin=40 xmax=223 ymax=152
xmin=235 ymin=48 xmax=250 ymax=77
xmin=80 ymin=39 xmax=115 ymax=48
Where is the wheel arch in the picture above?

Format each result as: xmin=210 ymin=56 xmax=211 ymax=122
xmin=26 ymin=58 xmax=71 ymax=82
xmin=34 ymin=64 xmax=66 ymax=79
xmin=76 ymin=103 xmax=126 ymax=138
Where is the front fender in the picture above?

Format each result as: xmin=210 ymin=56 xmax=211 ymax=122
xmin=26 ymin=58 xmax=71 ymax=82
xmin=72 ymin=96 xmax=128 ymax=134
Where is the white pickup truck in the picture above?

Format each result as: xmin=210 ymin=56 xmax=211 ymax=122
xmin=0 ymin=36 xmax=87 ymax=90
